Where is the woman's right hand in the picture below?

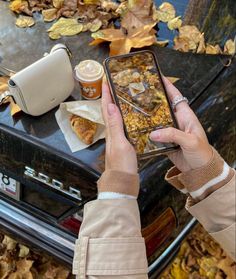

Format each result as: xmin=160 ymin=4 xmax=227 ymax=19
xmin=150 ymin=77 xmax=213 ymax=172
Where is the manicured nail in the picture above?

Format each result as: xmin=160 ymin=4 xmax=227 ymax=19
xmin=102 ymin=75 xmax=107 ymax=83
xmin=150 ymin=130 xmax=160 ymax=140
xmin=107 ymin=103 xmax=116 ymax=116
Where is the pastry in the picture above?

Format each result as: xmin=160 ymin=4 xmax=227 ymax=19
xmin=70 ymin=115 xmax=97 ymax=145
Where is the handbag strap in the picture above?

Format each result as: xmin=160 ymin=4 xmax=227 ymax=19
xmin=50 ymin=44 xmax=72 ymax=59
xmin=0 ymin=91 xmax=11 ymax=105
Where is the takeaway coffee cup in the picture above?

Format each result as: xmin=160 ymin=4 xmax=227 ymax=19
xmin=74 ymin=60 xmax=104 ymax=99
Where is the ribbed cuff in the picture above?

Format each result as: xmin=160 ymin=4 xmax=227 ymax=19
xmin=165 ymin=147 xmax=234 ymax=201
xmin=97 ymin=170 xmax=140 ymax=198
xmin=165 ymin=167 xmax=188 ymax=194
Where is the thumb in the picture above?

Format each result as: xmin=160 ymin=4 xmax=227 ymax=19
xmin=150 ymin=127 xmax=190 ymax=149
xmin=107 ymin=103 xmax=126 ymax=144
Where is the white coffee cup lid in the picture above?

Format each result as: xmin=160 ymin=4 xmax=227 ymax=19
xmin=75 ymin=60 xmax=104 ymax=82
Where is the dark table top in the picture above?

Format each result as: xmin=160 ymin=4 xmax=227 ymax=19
xmin=0 ymin=0 xmax=233 ymax=175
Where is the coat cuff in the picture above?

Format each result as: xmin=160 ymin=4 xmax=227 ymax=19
xmin=186 ymin=174 xmax=235 ymax=233
xmin=165 ymin=147 xmax=234 ymax=201
xmin=73 ymin=237 xmax=148 ymax=277
xmin=97 ymin=170 xmax=140 ymax=198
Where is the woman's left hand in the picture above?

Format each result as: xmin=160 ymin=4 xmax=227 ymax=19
xmin=101 ymin=81 xmax=138 ymax=175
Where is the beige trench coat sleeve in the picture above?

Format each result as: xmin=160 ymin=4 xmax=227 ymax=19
xmin=73 ymin=199 xmax=148 ymax=279
xmin=187 ymin=173 xmax=236 ymax=260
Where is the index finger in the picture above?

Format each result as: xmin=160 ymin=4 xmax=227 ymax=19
xmin=162 ymin=76 xmax=190 ymax=112
xmin=162 ymin=76 xmax=182 ymax=102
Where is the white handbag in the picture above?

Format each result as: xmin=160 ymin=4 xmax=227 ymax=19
xmin=7 ymin=44 xmax=74 ymax=116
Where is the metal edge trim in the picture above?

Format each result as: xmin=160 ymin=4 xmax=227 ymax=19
xmin=148 ymin=218 xmax=197 ymax=275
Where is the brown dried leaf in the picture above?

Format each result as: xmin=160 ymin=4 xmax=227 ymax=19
xmin=0 ymin=261 xmax=11 ymax=279
xmin=179 ymin=25 xmax=201 ymax=44
xmin=121 ymin=0 xmax=157 ymax=31
xmin=90 ymin=23 xmax=157 ymax=56
xmin=155 ymin=2 xmax=175 ymax=22
xmin=47 ymin=18 xmax=83 ymax=39
xmin=16 ymin=258 xmax=33 ymax=273
xmin=101 ymin=0 xmax=119 ymax=12
xmin=173 ymin=36 xmax=190 ymax=52
xmin=15 ymin=15 xmax=35 ymax=28
xmin=115 ymin=2 xmax=128 ymax=15
xmin=218 ymin=257 xmax=236 ymax=279
xmin=176 ymin=25 xmax=202 ymax=51
xmin=205 ymin=44 xmax=222 ymax=55
xmin=167 ymin=16 xmax=182 ymax=30
xmin=53 ymin=0 xmax=64 ymax=9
xmin=196 ymin=33 xmax=205 ymax=54
xmin=42 ymin=8 xmax=57 ymax=22
xmin=8 ymin=259 xmax=34 ymax=279
xmin=224 ymin=39 xmax=235 ymax=55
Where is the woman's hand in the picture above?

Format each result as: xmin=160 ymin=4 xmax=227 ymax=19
xmin=150 ymin=77 xmax=213 ymax=172
xmin=102 ymin=81 xmax=138 ymax=175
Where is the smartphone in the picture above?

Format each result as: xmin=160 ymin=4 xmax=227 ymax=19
xmin=104 ymin=50 xmax=179 ymax=159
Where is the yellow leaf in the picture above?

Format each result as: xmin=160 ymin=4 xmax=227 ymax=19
xmin=10 ymin=99 xmax=21 ymax=116
xmin=155 ymin=2 xmax=175 ymax=22
xmin=15 ymin=15 xmax=35 ymax=28
xmin=48 ymin=31 xmax=61 ymax=40
xmin=52 ymin=0 xmax=64 ymax=9
xmin=155 ymin=40 xmax=169 ymax=47
xmin=196 ymin=33 xmax=206 ymax=54
xmin=170 ymin=258 xmax=189 ymax=279
xmin=9 ymin=0 xmax=28 ymax=13
xmin=83 ymin=0 xmax=100 ymax=4
xmin=0 ymin=76 xmax=9 ymax=95
xmin=205 ymin=44 xmax=222 ymax=55
xmin=167 ymin=16 xmax=182 ymax=30
xmin=2 ymin=235 xmax=17 ymax=251
xmin=42 ymin=8 xmax=57 ymax=22
xmin=47 ymin=18 xmax=83 ymax=39
xmin=224 ymin=39 xmax=235 ymax=55
xmin=166 ymin=76 xmax=180 ymax=83
xmin=89 ymin=19 xmax=102 ymax=32
xmin=18 ymin=244 xmax=30 ymax=258
xmin=198 ymin=257 xmax=218 ymax=278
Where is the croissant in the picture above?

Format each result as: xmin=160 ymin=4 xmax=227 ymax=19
xmin=70 ymin=115 xmax=97 ymax=145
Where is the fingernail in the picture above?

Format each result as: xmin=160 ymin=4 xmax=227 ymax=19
xmin=102 ymin=75 xmax=107 ymax=83
xmin=150 ymin=130 xmax=160 ymax=140
xmin=107 ymin=103 xmax=116 ymax=116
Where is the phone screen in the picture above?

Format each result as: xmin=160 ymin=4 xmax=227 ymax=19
xmin=105 ymin=51 xmax=178 ymax=158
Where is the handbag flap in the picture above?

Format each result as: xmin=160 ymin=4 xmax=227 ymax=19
xmin=9 ymin=48 xmax=74 ymax=116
